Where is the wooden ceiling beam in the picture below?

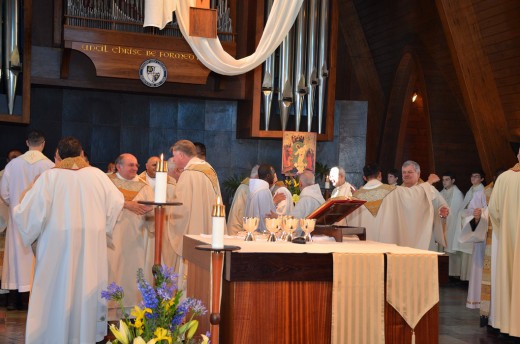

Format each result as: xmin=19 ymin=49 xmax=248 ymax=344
xmin=436 ymin=0 xmax=516 ymax=176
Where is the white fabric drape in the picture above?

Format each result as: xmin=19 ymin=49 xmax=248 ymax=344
xmin=386 ymin=253 xmax=439 ymax=343
xmin=332 ymin=253 xmax=385 ymax=344
xmin=144 ymin=0 xmax=304 ymax=75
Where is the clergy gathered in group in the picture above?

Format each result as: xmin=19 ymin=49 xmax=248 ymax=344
xmin=0 ymin=130 xmax=519 ymax=342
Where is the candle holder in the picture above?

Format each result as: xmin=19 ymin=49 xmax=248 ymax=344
xmin=138 ymin=200 xmax=182 ymax=275
xmin=195 ymin=244 xmax=240 ymax=344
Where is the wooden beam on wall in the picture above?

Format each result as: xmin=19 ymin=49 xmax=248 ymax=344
xmin=338 ymin=0 xmax=386 ymax=163
xmin=436 ymin=0 xmax=515 ymax=177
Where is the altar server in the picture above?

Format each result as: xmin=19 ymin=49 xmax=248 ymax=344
xmin=291 ymin=171 xmax=325 ymax=219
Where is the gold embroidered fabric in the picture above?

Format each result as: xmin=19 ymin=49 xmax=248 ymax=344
xmin=511 ymin=163 xmax=520 ymax=172
xmin=353 ymin=184 xmax=396 ymax=216
xmin=481 ymin=182 xmax=494 ymax=317
xmin=54 ymin=157 xmax=89 ymax=170
xmin=185 ymin=163 xmax=219 ymax=194
xmin=108 ymin=173 xmax=147 ymax=201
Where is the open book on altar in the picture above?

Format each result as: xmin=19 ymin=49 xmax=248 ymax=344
xmin=306 ymin=197 xmax=366 ymax=241
xmin=307 ymin=197 xmax=366 ymax=224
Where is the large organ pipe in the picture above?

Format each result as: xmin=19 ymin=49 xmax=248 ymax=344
xmin=305 ymin=0 xmax=319 ymax=132
xmin=4 ymin=0 xmax=21 ymax=115
xmin=317 ymin=0 xmax=329 ymax=134
xmin=278 ymin=25 xmax=294 ymax=131
xmin=292 ymin=4 xmax=307 ymax=132
xmin=262 ymin=0 xmax=276 ymax=130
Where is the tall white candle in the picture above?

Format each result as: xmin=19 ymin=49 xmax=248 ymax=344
xmin=212 ymin=217 xmax=225 ymax=249
xmin=154 ymin=171 xmax=167 ymax=203
xmin=212 ymin=196 xmax=225 ymax=249
xmin=154 ymin=154 xmax=167 ymax=203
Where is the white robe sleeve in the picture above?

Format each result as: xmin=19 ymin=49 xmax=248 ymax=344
xmin=13 ymin=173 xmax=51 ymax=247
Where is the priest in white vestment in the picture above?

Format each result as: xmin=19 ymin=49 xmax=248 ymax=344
xmin=329 ymin=166 xmax=355 ymax=198
xmin=170 ymin=140 xmax=221 ymax=260
xmin=291 ymin=171 xmax=325 ymax=219
xmin=440 ymin=172 xmax=465 ymax=276
xmin=0 ymin=130 xmax=54 ymax=309
xmin=0 ymin=149 xmax=22 ymax=232
xmin=227 ymin=165 xmax=259 ymax=235
xmin=401 ymin=160 xmax=449 ymax=250
xmin=245 ymin=164 xmax=278 ymax=233
xmin=271 ymin=180 xmax=294 ymax=216
xmin=107 ymin=153 xmax=154 ymax=319
xmin=453 ymin=171 xmax=485 ymax=281
xmin=488 ymin=147 xmax=520 ymax=338
xmin=13 ymin=137 xmax=124 ymax=343
xmin=139 ymin=156 xmax=178 ymax=270
xmin=347 ymin=163 xmax=444 ymax=249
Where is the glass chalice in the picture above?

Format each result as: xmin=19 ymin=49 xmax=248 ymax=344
xmin=281 ymin=216 xmax=299 ymax=242
xmin=265 ymin=217 xmax=281 ymax=242
xmin=300 ymin=218 xmax=317 ymax=242
xmin=243 ymin=217 xmax=259 ymax=241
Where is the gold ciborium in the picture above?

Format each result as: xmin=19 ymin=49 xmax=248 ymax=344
xmin=243 ymin=217 xmax=259 ymax=241
xmin=281 ymin=216 xmax=299 ymax=242
xmin=300 ymin=218 xmax=316 ymax=242
xmin=265 ymin=217 xmax=281 ymax=242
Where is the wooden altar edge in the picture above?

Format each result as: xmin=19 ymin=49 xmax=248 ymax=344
xmin=62 ymin=26 xmax=236 ymax=85
xmin=184 ymin=235 xmax=448 ymax=283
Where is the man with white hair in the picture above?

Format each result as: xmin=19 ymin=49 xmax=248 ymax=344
xmin=329 ymin=166 xmax=355 ymax=198
xmin=291 ymin=171 xmax=325 ymax=219
xmin=227 ymin=165 xmax=259 ymax=235
xmin=170 ymin=140 xmax=221 ymax=262
xmin=401 ymin=160 xmax=450 ymax=250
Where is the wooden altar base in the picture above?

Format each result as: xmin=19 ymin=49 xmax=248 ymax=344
xmin=184 ymin=236 xmax=439 ymax=343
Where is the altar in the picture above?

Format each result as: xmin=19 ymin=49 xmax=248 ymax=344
xmin=183 ymin=235 xmax=440 ymax=344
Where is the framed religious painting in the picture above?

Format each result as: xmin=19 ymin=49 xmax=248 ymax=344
xmin=282 ymin=131 xmax=317 ymax=176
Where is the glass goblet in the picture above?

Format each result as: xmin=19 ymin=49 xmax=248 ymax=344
xmin=265 ymin=217 xmax=281 ymax=242
xmin=300 ymin=218 xmax=316 ymax=242
xmin=243 ymin=217 xmax=259 ymax=241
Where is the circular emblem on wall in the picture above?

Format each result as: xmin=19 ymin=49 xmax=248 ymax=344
xmin=139 ymin=59 xmax=168 ymax=87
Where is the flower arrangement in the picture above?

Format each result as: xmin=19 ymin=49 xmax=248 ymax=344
xmin=284 ymin=176 xmax=301 ymax=203
xmin=101 ymin=266 xmax=209 ymax=344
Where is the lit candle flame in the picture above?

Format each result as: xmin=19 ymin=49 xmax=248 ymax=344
xmin=216 ymin=196 xmax=221 ymax=205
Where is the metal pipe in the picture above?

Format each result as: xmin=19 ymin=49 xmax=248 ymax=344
xmin=292 ymin=3 xmax=307 ymax=132
xmin=262 ymin=0 xmax=276 ymax=130
xmin=4 ymin=0 xmax=21 ymax=115
xmin=305 ymin=0 xmax=319 ymax=132
xmin=278 ymin=27 xmax=294 ymax=131
xmin=317 ymin=0 xmax=329 ymax=134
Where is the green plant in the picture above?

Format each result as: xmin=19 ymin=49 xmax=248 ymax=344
xmin=315 ymin=162 xmax=330 ymax=182
xmin=222 ymin=174 xmax=246 ymax=197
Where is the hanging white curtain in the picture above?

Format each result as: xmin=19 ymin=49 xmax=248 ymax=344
xmin=143 ymin=0 xmax=304 ymax=76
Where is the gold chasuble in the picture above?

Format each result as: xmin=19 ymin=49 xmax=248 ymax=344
xmin=184 ymin=162 xmax=219 ymax=194
xmin=108 ymin=173 xmax=147 ymax=201
xmin=353 ymin=184 xmax=396 ymax=216
xmin=54 ymin=156 xmax=89 ymax=170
